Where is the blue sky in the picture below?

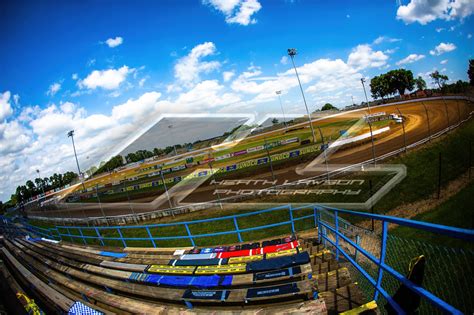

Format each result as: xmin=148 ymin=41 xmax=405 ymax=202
xmin=0 ymin=0 xmax=473 ymax=201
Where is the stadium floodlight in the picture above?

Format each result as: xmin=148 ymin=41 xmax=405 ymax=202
xmin=67 ymin=130 xmax=82 ymax=179
xmin=287 ymin=48 xmax=316 ymax=144
xmin=36 ymin=169 xmax=45 ymax=212
xmin=168 ymin=125 xmax=178 ymax=156
xmin=360 ymin=78 xmax=372 ymax=114
xmin=275 ymin=90 xmax=288 ymax=130
xmin=160 ymin=166 xmax=173 ymax=211
xmin=367 ymin=120 xmax=377 ymax=165
xmin=208 ymin=162 xmax=223 ymax=209
xmin=316 ymin=127 xmax=329 ymax=180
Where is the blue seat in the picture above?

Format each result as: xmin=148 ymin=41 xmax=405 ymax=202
xmin=144 ymin=274 xmax=233 ymax=288
xmin=247 ymin=252 xmax=310 ymax=272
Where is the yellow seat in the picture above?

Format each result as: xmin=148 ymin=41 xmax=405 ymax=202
xmin=228 ymin=254 xmax=263 ymax=264
xmin=147 ymin=265 xmax=195 ymax=274
xmin=266 ymin=248 xmax=298 ymax=258
xmin=195 ymin=263 xmax=247 ymax=274
xmin=340 ymin=300 xmax=377 ymax=314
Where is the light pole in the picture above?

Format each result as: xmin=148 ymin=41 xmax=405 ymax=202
xmin=421 ymin=102 xmax=432 ymax=142
xmin=208 ymin=162 xmax=223 ymax=209
xmin=396 ymin=108 xmax=407 ymax=153
xmin=287 ymin=48 xmax=316 ymax=144
xmin=95 ymin=184 xmax=108 ymax=226
xmin=168 ymin=125 xmax=178 ymax=156
xmin=36 ymin=169 xmax=45 ymax=216
xmin=123 ymin=177 xmax=136 ymax=220
xmin=360 ymin=78 xmax=371 ymax=114
xmin=264 ymin=138 xmax=276 ymax=182
xmin=367 ymin=121 xmax=376 ymax=165
xmin=160 ymin=167 xmax=173 ymax=210
xmin=67 ymin=130 xmax=85 ymax=190
xmin=316 ymin=127 xmax=330 ymax=180
xmin=275 ymin=90 xmax=288 ymax=130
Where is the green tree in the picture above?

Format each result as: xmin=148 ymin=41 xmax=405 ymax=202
xmin=272 ymin=118 xmax=279 ymax=124
xmin=370 ymin=75 xmax=392 ymax=101
xmin=430 ymin=71 xmax=449 ymax=89
xmin=468 ymin=59 xmax=474 ymax=86
xmin=321 ymin=103 xmax=338 ymax=111
xmin=387 ymin=69 xmax=415 ymax=96
xmin=414 ymin=76 xmax=427 ymax=91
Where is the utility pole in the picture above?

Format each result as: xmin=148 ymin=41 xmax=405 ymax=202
xmin=421 ymin=102 xmax=432 ymax=142
xmin=264 ymin=139 xmax=276 ymax=182
xmin=316 ymin=127 xmax=330 ymax=180
xmin=396 ymin=108 xmax=407 ymax=153
xmin=288 ymin=48 xmax=317 ymax=144
xmin=123 ymin=177 xmax=136 ymax=220
xmin=275 ymin=90 xmax=288 ymax=130
xmin=208 ymin=162 xmax=223 ymax=209
xmin=67 ymin=130 xmax=85 ymax=190
xmin=367 ymin=121 xmax=376 ymax=165
xmin=160 ymin=167 xmax=173 ymax=210
xmin=168 ymin=125 xmax=178 ymax=156
xmin=360 ymin=78 xmax=371 ymax=114
xmin=95 ymin=184 xmax=108 ymax=226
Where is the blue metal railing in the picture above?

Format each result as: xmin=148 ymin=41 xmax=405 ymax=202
xmin=1 ymin=205 xmax=352 ymax=247
xmin=314 ymin=205 xmax=473 ymax=315
xmin=1 ymin=204 xmax=473 ymax=314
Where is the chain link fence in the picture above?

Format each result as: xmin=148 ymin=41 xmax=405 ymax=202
xmin=328 ymin=218 xmax=474 ymax=314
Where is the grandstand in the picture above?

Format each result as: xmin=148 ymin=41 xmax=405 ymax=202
xmin=1 ymin=204 xmax=472 ymax=314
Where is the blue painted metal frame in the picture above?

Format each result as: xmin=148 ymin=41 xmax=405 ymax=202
xmin=1 ymin=203 xmax=472 ymax=314
xmin=315 ymin=205 xmax=472 ymax=315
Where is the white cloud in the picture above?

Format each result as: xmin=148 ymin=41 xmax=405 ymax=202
xmin=347 ymin=44 xmax=389 ymax=70
xmin=0 ymin=120 xmax=31 ymax=155
xmin=223 ymin=71 xmax=235 ymax=82
xmin=396 ymin=53 xmax=426 ymax=65
xmin=280 ymin=56 xmax=289 ymax=65
xmin=450 ymin=0 xmax=474 ymax=19
xmin=204 ymin=0 xmax=262 ymax=26
xmin=396 ymin=0 xmax=474 ymax=24
xmin=138 ymin=78 xmax=146 ymax=87
xmin=204 ymin=0 xmax=240 ymax=14
xmin=0 ymin=91 xmax=13 ymax=121
xmin=373 ymin=36 xmax=402 ymax=45
xmin=112 ymin=92 xmax=162 ymax=122
xmin=105 ymin=36 xmax=123 ymax=48
xmin=231 ymin=58 xmax=362 ymax=105
xmin=436 ymin=27 xmax=445 ymax=32
xmin=468 ymin=33 xmax=473 ymax=39
xmin=72 ymin=73 xmax=78 ymax=80
xmin=174 ymin=42 xmax=220 ymax=85
xmin=78 ymin=66 xmax=132 ymax=90
xmin=13 ymin=94 xmax=20 ymax=106
xmin=47 ymin=82 xmax=61 ymax=96
xmin=440 ymin=59 xmax=448 ymax=64
xmin=429 ymin=42 xmax=456 ymax=55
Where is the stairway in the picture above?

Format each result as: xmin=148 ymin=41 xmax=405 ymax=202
xmin=300 ymin=237 xmax=378 ymax=314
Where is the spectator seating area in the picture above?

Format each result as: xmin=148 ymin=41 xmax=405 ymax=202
xmin=0 ymin=234 xmax=377 ymax=314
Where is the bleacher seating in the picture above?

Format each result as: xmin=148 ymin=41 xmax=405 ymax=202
xmin=0 ymin=234 xmax=373 ymax=314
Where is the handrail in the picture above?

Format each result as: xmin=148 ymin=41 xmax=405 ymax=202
xmin=320 ymin=205 xmax=474 ymax=240
xmin=1 ymin=203 xmax=472 ymax=314
xmin=314 ymin=205 xmax=471 ymax=314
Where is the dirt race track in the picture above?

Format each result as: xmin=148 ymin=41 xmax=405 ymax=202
xmin=29 ymin=98 xmax=472 ymax=219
